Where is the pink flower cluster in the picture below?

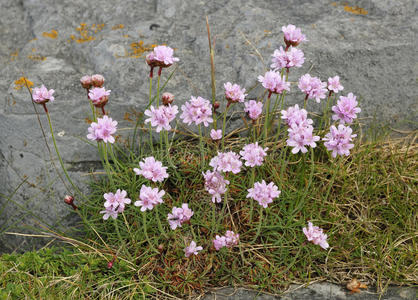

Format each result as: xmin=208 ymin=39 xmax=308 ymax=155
xmin=281 ymin=104 xmax=310 ymax=127
xmin=209 ymin=151 xmax=242 ymax=174
xmin=323 ymin=124 xmax=356 ymax=157
xmin=282 ymin=24 xmax=307 ymax=47
xmin=327 ymin=76 xmax=344 ymax=94
xmin=144 ymin=104 xmax=178 ymax=132
xmin=167 ymin=203 xmax=194 ymax=230
xmin=303 ymin=222 xmax=329 ymax=249
xmin=202 ymin=170 xmax=230 ymax=203
xmin=87 ymin=115 xmax=118 ymax=143
xmin=332 ymin=93 xmax=361 ymax=124
xmin=32 ymin=85 xmax=55 ymax=104
xmin=247 ymin=180 xmax=281 ymax=208
xmin=184 ymin=241 xmax=203 ymax=257
xmin=213 ymin=230 xmax=240 ymax=250
xmin=298 ymin=74 xmax=327 ymax=103
xmin=100 ymin=189 xmax=131 ymax=220
xmin=210 ymin=129 xmax=222 ymax=140
xmin=146 ymin=45 xmax=179 ymax=68
xmin=258 ymin=70 xmax=290 ymax=95
xmin=134 ymin=156 xmax=169 ymax=182
xmin=240 ymin=142 xmax=268 ymax=167
xmin=88 ymin=87 xmax=111 ymax=107
xmin=224 ymin=82 xmax=247 ymax=103
xmin=271 ymin=47 xmax=305 ymax=70
xmin=180 ymin=96 xmax=213 ymax=127
xmin=134 ymin=185 xmax=165 ymax=211
xmin=244 ymin=100 xmax=263 ymax=120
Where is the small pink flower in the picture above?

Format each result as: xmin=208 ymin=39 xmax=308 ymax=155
xmin=167 ymin=203 xmax=194 ymax=230
xmin=224 ymin=82 xmax=247 ymax=103
xmin=91 ymin=74 xmax=105 ymax=87
xmin=281 ymin=104 xmax=311 ymax=127
xmin=180 ymin=96 xmax=213 ymax=127
xmin=100 ymin=206 xmax=118 ymax=220
xmin=144 ymin=104 xmax=178 ymax=132
xmin=80 ymin=75 xmax=92 ymax=89
xmin=103 ymin=189 xmax=131 ymax=212
xmin=133 ymin=156 xmax=169 ymax=182
xmin=282 ymin=24 xmax=307 ymax=47
xmin=240 ymin=142 xmax=268 ymax=167
xmin=210 ymin=129 xmax=222 ymax=140
xmin=328 ymin=76 xmax=344 ymax=93
xmin=209 ymin=152 xmax=242 ymax=174
xmin=298 ymin=74 xmax=327 ymax=103
xmin=287 ymin=123 xmax=320 ymax=154
xmin=247 ymin=180 xmax=281 ymax=208
xmin=134 ymin=185 xmax=165 ymax=212
xmin=258 ymin=70 xmax=290 ymax=95
xmin=87 ymin=115 xmax=118 ymax=143
xmin=146 ymin=45 xmax=179 ymax=68
xmin=323 ymin=124 xmax=357 ymax=157
xmin=213 ymin=230 xmax=240 ymax=251
xmin=184 ymin=241 xmax=203 ymax=257
xmin=303 ymin=222 xmax=329 ymax=249
xmin=332 ymin=93 xmax=361 ymax=124
xmin=32 ymin=85 xmax=55 ymax=104
xmin=244 ymin=100 xmax=263 ymax=120
xmin=88 ymin=87 xmax=111 ymax=107
xmin=202 ymin=170 xmax=230 ymax=203
xmin=271 ymin=47 xmax=305 ymax=70
xmin=213 ymin=235 xmax=227 ymax=250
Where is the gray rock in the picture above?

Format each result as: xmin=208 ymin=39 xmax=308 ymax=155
xmin=0 ymin=0 xmax=417 ymax=251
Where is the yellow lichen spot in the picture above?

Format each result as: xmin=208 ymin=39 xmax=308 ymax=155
xmin=116 ymin=40 xmax=156 ymax=58
xmin=14 ymin=77 xmax=34 ymax=91
xmin=344 ymin=5 xmax=368 ymax=15
xmin=69 ymin=23 xmax=104 ymax=43
xmin=42 ymin=30 xmax=58 ymax=39
xmin=123 ymin=34 xmax=130 ymax=38
xmin=29 ymin=37 xmax=38 ymax=42
xmin=112 ymin=24 xmax=124 ymax=30
xmin=10 ymin=51 xmax=18 ymax=61
xmin=27 ymin=55 xmax=46 ymax=61
xmin=32 ymin=48 xmax=36 ymax=52
xmin=331 ymin=2 xmax=337 ymax=6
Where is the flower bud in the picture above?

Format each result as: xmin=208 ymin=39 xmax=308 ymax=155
xmin=91 ymin=74 xmax=105 ymax=87
xmin=64 ymin=195 xmax=78 ymax=210
xmin=80 ymin=75 xmax=92 ymax=89
xmin=213 ymin=101 xmax=220 ymax=111
xmin=162 ymin=92 xmax=174 ymax=105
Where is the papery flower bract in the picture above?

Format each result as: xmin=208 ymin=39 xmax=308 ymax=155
xmin=100 ymin=206 xmax=118 ymax=220
xmin=87 ymin=115 xmax=117 ymax=143
xmin=240 ymin=142 xmax=268 ymax=167
xmin=323 ymin=124 xmax=357 ymax=157
xmin=332 ymin=93 xmax=361 ymax=124
xmin=210 ymin=129 xmax=222 ymax=140
xmin=80 ymin=75 xmax=92 ymax=89
xmin=203 ymin=170 xmax=229 ymax=203
xmin=247 ymin=180 xmax=281 ymax=208
xmin=303 ymin=222 xmax=329 ymax=249
xmin=282 ymin=24 xmax=307 ymax=47
xmin=258 ymin=70 xmax=290 ymax=94
xmin=213 ymin=235 xmax=227 ymax=250
xmin=167 ymin=203 xmax=194 ymax=230
xmin=209 ymin=152 xmax=242 ymax=174
xmin=32 ymin=85 xmax=55 ymax=104
xmin=134 ymin=185 xmax=165 ymax=212
xmin=244 ymin=100 xmax=263 ymax=120
xmin=328 ymin=76 xmax=344 ymax=93
xmin=146 ymin=45 xmax=179 ymax=68
xmin=133 ymin=156 xmax=169 ymax=182
xmin=271 ymin=46 xmax=305 ymax=70
xmin=91 ymin=74 xmax=105 ymax=87
xmin=103 ymin=189 xmax=131 ymax=211
xmin=298 ymin=74 xmax=327 ymax=103
xmin=88 ymin=87 xmax=111 ymax=107
xmin=224 ymin=82 xmax=247 ymax=103
xmin=180 ymin=96 xmax=213 ymax=127
xmin=184 ymin=241 xmax=203 ymax=257
xmin=144 ymin=104 xmax=178 ymax=132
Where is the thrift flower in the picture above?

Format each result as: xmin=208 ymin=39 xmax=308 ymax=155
xmin=103 ymin=189 xmax=131 ymax=211
xmin=281 ymin=104 xmax=311 ymax=127
xmin=202 ymin=170 xmax=230 ymax=203
xmin=162 ymin=92 xmax=174 ymax=105
xmin=247 ymin=180 xmax=281 ymax=208
xmin=133 ymin=156 xmax=169 ymax=182
xmin=224 ymin=82 xmax=247 ymax=104
xmin=88 ymin=87 xmax=111 ymax=107
xmin=240 ymin=142 xmax=268 ymax=167
xmin=209 ymin=152 xmax=242 ymax=174
xmin=180 ymin=96 xmax=213 ymax=127
xmin=282 ymin=24 xmax=307 ymax=47
xmin=298 ymin=74 xmax=327 ymax=103
xmin=213 ymin=235 xmax=227 ymax=250
xmin=80 ymin=75 xmax=92 ymax=89
xmin=258 ymin=70 xmax=290 ymax=95
xmin=303 ymin=222 xmax=329 ymax=249
xmin=146 ymin=45 xmax=179 ymax=69
xmin=271 ymin=46 xmax=305 ymax=70
xmin=91 ymin=74 xmax=105 ymax=87
xmin=323 ymin=124 xmax=357 ymax=157
xmin=244 ymin=100 xmax=263 ymax=120
xmin=332 ymin=93 xmax=361 ymax=124
xmin=210 ymin=129 xmax=222 ymax=140
xmin=212 ymin=231 xmax=240 ymax=251
xmin=327 ymin=76 xmax=344 ymax=93
xmin=100 ymin=206 xmax=118 ymax=220
xmin=184 ymin=241 xmax=203 ymax=257
xmin=287 ymin=123 xmax=320 ymax=154
xmin=87 ymin=115 xmax=117 ymax=143
xmin=32 ymin=85 xmax=55 ymax=104
xmin=167 ymin=203 xmax=194 ymax=230
xmin=144 ymin=104 xmax=178 ymax=132
xmin=134 ymin=185 xmax=165 ymax=211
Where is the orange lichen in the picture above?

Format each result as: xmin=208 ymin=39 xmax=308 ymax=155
xmin=14 ymin=77 xmax=34 ymax=91
xmin=112 ymin=24 xmax=125 ymax=30
xmin=69 ymin=23 xmax=104 ymax=43
xmin=331 ymin=2 xmax=337 ymax=6
xmin=10 ymin=51 xmax=18 ymax=61
xmin=344 ymin=5 xmax=368 ymax=15
xmin=29 ymin=37 xmax=38 ymax=42
xmin=123 ymin=34 xmax=130 ymax=38
xmin=116 ymin=40 xmax=157 ymax=58
xmin=42 ymin=30 xmax=58 ymax=39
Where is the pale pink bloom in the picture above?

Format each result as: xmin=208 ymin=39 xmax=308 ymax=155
xmin=323 ymin=124 xmax=357 ymax=157
xmin=180 ymin=96 xmax=213 ymax=127
xmin=87 ymin=115 xmax=118 ymax=143
xmin=184 ymin=241 xmax=203 ymax=257
xmin=167 ymin=203 xmax=194 ymax=230
xmin=210 ymin=129 xmax=222 ymax=140
xmin=303 ymin=222 xmax=329 ymax=249
xmin=209 ymin=152 xmax=242 ymax=174
xmin=240 ymin=142 xmax=268 ymax=167
xmin=287 ymin=123 xmax=320 ymax=154
xmin=203 ymin=170 xmax=229 ymax=203
xmin=146 ymin=45 xmax=179 ymax=68
xmin=328 ymin=76 xmax=344 ymax=93
xmin=271 ymin=47 xmax=304 ymax=70
xmin=258 ymin=70 xmax=290 ymax=94
xmin=298 ymin=74 xmax=327 ymax=103
xmin=281 ymin=104 xmax=311 ymax=127
xmin=103 ymin=189 xmax=131 ymax=211
xmin=247 ymin=180 xmax=281 ymax=208
xmin=224 ymin=82 xmax=247 ymax=103
xmin=133 ymin=156 xmax=169 ymax=182
xmin=282 ymin=24 xmax=307 ymax=47
xmin=32 ymin=85 xmax=55 ymax=104
xmin=144 ymin=104 xmax=178 ymax=132
xmin=100 ymin=206 xmax=118 ymax=220
xmin=134 ymin=185 xmax=165 ymax=212
xmin=332 ymin=93 xmax=361 ymax=124
xmin=91 ymin=74 xmax=105 ymax=87
xmin=213 ymin=235 xmax=227 ymax=250
xmin=80 ymin=75 xmax=92 ymax=89
xmin=88 ymin=87 xmax=111 ymax=106
xmin=224 ymin=230 xmax=239 ymax=247
xmin=244 ymin=100 xmax=263 ymax=120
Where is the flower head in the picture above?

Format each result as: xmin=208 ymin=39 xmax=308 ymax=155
xmin=162 ymin=92 xmax=174 ymax=105
xmin=224 ymin=82 xmax=247 ymax=103
xmin=88 ymin=87 xmax=111 ymax=107
xmin=303 ymin=222 xmax=329 ymax=249
xmin=180 ymin=96 xmax=213 ymax=127
xmin=258 ymin=70 xmax=290 ymax=94
xmin=133 ymin=156 xmax=169 ymax=182
xmin=144 ymin=104 xmax=178 ymax=132
xmin=91 ymin=74 xmax=105 ymax=87
xmin=100 ymin=206 xmax=119 ymax=220
xmin=209 ymin=152 xmax=242 ymax=174
xmin=202 ymin=170 xmax=230 ymax=203
xmin=240 ymin=142 xmax=268 ymax=167
xmin=328 ymin=76 xmax=344 ymax=93
xmin=87 ymin=115 xmax=117 ymax=143
xmin=213 ymin=235 xmax=227 ymax=250
xmin=32 ymin=85 xmax=55 ymax=104
xmin=146 ymin=45 xmax=179 ymax=68
xmin=332 ymin=93 xmax=361 ymax=124
xmin=244 ymin=100 xmax=263 ymax=120
xmin=103 ymin=189 xmax=131 ymax=211
xmin=213 ymin=230 xmax=240 ymax=251
xmin=184 ymin=241 xmax=203 ymax=257
xmin=247 ymin=180 xmax=280 ymax=208
xmin=286 ymin=123 xmax=320 ymax=154
xmin=167 ymin=203 xmax=194 ymax=230
xmin=271 ymin=47 xmax=305 ymax=70
xmin=323 ymin=124 xmax=357 ymax=157
xmin=210 ymin=129 xmax=222 ymax=141
xmin=281 ymin=104 xmax=310 ymax=127
xmin=134 ymin=185 xmax=165 ymax=212
xmin=282 ymin=24 xmax=307 ymax=47
xmin=298 ymin=74 xmax=327 ymax=103
xmin=80 ymin=75 xmax=92 ymax=89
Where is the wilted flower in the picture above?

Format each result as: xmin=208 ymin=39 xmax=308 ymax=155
xmin=303 ymin=221 xmax=329 ymax=249
xmin=224 ymin=82 xmax=247 ymax=104
xmin=167 ymin=203 xmax=194 ymax=230
xmin=80 ymin=75 xmax=92 ymax=89
xmin=88 ymin=87 xmax=111 ymax=107
xmin=282 ymin=24 xmax=307 ymax=47
xmin=87 ymin=115 xmax=117 ymax=143
xmin=298 ymin=74 xmax=327 ymax=103
xmin=209 ymin=151 xmax=242 ymax=174
xmin=258 ymin=70 xmax=290 ymax=95
xmin=240 ymin=142 xmax=268 ymax=167
xmin=323 ymin=124 xmax=357 ymax=157
xmin=332 ymin=93 xmax=361 ymax=124
xmin=203 ymin=170 xmax=230 ymax=203
xmin=32 ymin=85 xmax=55 ymax=104
xmin=162 ymin=92 xmax=174 ymax=105
xmin=271 ymin=46 xmax=305 ymax=70
xmin=327 ymin=76 xmax=344 ymax=94
xmin=134 ymin=185 xmax=165 ymax=211
xmin=91 ymin=74 xmax=105 ymax=87
xmin=64 ymin=195 xmax=77 ymax=210
xmin=144 ymin=104 xmax=178 ymax=132
xmin=247 ymin=180 xmax=281 ymax=208
xmin=210 ymin=129 xmax=222 ymax=140
xmin=180 ymin=96 xmax=213 ymax=127
xmin=133 ymin=156 xmax=169 ymax=183
xmin=184 ymin=241 xmax=203 ymax=257
xmin=244 ymin=100 xmax=263 ymax=120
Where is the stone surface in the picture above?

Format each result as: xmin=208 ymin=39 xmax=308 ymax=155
xmin=0 ymin=0 xmax=417 ymax=251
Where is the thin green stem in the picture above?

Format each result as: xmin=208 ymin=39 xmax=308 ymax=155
xmin=198 ymin=124 xmax=205 ymax=170
xmin=263 ymin=93 xmax=272 ymax=142
xmin=221 ymin=104 xmax=231 ymax=149
xmin=249 ymin=168 xmax=255 ymax=224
